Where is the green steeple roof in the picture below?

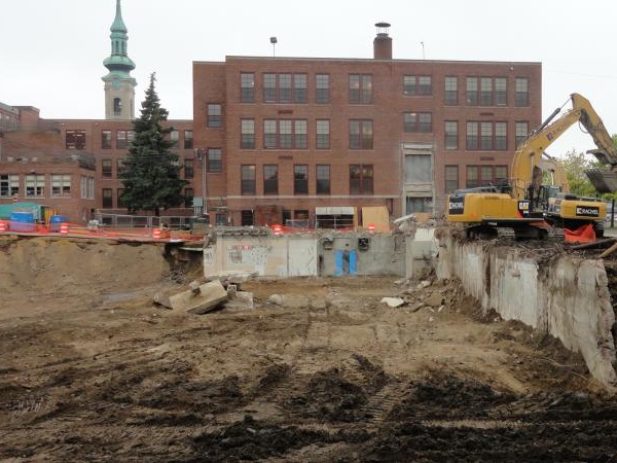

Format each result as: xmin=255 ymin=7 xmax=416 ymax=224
xmin=103 ymin=0 xmax=135 ymax=75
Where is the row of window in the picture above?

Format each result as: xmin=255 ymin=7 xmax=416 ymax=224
xmin=101 ymin=187 xmax=194 ymax=209
xmin=238 ymin=72 xmax=531 ymax=106
xmin=239 ymin=118 xmax=530 ymax=151
xmin=239 ymin=164 xmax=374 ymax=196
xmin=0 ymin=174 xmax=95 ymax=199
xmin=444 ymin=165 xmax=509 ymax=193
xmin=65 ymin=129 xmax=194 ymax=150
xmin=99 ymin=150 xmax=223 ymax=179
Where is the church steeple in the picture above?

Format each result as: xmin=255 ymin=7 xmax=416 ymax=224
xmin=102 ymin=0 xmax=137 ymax=120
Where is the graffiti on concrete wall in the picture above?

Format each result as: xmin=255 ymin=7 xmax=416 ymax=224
xmin=227 ymin=244 xmax=270 ymax=266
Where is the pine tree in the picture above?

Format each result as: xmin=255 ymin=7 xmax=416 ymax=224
xmin=120 ymin=73 xmax=187 ymax=216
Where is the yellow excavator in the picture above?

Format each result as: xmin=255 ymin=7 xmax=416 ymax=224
xmin=447 ymin=93 xmax=617 ymax=239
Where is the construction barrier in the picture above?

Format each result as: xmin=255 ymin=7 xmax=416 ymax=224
xmin=0 ymin=221 xmax=7 ymax=232
xmin=60 ymin=223 xmax=69 ymax=235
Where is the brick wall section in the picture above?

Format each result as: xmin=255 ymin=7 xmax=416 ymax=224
xmin=193 ymin=56 xmax=540 ymax=225
xmin=0 ymin=113 xmax=196 ymax=221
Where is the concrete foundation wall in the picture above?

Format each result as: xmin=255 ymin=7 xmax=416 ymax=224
xmin=437 ymin=234 xmax=617 ymax=387
xmin=204 ymin=232 xmax=405 ymax=278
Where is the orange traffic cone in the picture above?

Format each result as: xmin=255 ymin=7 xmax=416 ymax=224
xmin=152 ymin=228 xmax=162 ymax=239
xmin=60 ymin=223 xmax=69 ymax=235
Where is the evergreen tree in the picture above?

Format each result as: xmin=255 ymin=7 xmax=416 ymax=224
xmin=120 ymin=73 xmax=187 ymax=216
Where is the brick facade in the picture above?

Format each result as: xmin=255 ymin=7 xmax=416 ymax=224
xmin=193 ymin=36 xmax=541 ymax=226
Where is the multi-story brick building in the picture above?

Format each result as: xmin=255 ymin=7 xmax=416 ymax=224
xmin=193 ymin=23 xmax=541 ymax=226
xmin=0 ymin=0 xmax=196 ymax=223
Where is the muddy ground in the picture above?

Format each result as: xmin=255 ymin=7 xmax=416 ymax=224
xmin=1 ymin=237 xmax=617 ymax=462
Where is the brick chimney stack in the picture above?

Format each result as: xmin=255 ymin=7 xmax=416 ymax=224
xmin=373 ymin=22 xmax=392 ymax=60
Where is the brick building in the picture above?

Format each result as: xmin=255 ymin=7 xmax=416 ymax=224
xmin=193 ymin=23 xmax=541 ymax=226
xmin=0 ymin=0 xmax=196 ymax=223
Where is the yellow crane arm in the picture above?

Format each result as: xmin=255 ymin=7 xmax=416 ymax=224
xmin=511 ymin=93 xmax=617 ymax=200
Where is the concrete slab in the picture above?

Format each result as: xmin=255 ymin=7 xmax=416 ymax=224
xmin=168 ymin=280 xmax=228 ymax=315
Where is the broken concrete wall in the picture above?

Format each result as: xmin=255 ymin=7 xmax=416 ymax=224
xmin=204 ymin=234 xmax=318 ymax=278
xmin=319 ymin=234 xmax=405 ymax=277
xmin=437 ymin=233 xmax=617 ymax=387
xmin=405 ymin=227 xmax=437 ymax=280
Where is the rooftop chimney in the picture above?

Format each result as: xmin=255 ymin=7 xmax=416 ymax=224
xmin=373 ymin=22 xmax=392 ymax=60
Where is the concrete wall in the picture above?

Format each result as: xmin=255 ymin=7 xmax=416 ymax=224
xmin=437 ymin=233 xmax=617 ymax=387
xmin=204 ymin=232 xmax=405 ymax=278
xmin=405 ymin=227 xmax=437 ymax=279
xmin=204 ymin=234 xmax=318 ymax=278
xmin=319 ymin=234 xmax=405 ymax=277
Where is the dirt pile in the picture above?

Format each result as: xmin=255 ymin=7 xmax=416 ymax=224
xmin=0 ymin=236 xmax=170 ymax=303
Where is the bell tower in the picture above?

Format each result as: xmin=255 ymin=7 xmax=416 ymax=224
xmin=102 ymin=0 xmax=137 ymax=120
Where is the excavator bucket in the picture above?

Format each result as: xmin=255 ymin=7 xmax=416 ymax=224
xmin=585 ymin=168 xmax=617 ymax=194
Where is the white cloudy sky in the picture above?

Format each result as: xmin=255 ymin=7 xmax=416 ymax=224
xmin=2 ymin=0 xmax=617 ymax=157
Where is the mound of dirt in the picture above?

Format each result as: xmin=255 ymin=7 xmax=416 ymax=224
xmin=0 ymin=237 xmax=170 ymax=298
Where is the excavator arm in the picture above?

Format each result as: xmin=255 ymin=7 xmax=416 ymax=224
xmin=511 ymin=93 xmax=617 ymax=200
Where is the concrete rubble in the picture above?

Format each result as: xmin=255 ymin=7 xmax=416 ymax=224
xmin=380 ymin=297 xmax=406 ymax=308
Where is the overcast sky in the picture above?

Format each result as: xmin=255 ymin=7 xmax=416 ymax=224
xmin=2 ymin=0 xmax=617 ymax=158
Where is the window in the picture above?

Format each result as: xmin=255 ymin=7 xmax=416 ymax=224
xmin=480 ymin=77 xmax=493 ymax=106
xmin=495 ymin=122 xmax=507 ymax=150
xmin=184 ymin=188 xmax=194 ymax=208
xmin=263 ymin=119 xmax=307 ymax=149
xmin=264 ymin=73 xmax=276 ymax=102
xmin=466 ymin=166 xmax=479 ymax=188
xmin=116 ymin=130 xmax=127 ymax=149
xmin=515 ymin=121 xmax=529 ymax=147
xmin=113 ymin=97 xmax=122 ymax=116
xmin=184 ymin=130 xmax=193 ymax=149
xmin=0 ymin=175 xmax=19 ymax=197
xmin=445 ymin=121 xmax=458 ymax=150
xmin=316 ymin=120 xmax=330 ymax=149
xmin=349 ymin=74 xmax=372 ymax=104
xmin=468 ymin=122 xmax=507 ymax=151
xmin=404 ymin=112 xmax=432 ymax=133
xmin=349 ymin=119 xmax=373 ymax=149
xmin=466 ymin=77 xmax=478 ymax=105
xmin=315 ymin=74 xmax=330 ymax=103
xmin=65 ymin=130 xmax=86 ymax=150
xmin=406 ymin=197 xmax=432 ymax=214
xmin=444 ymin=76 xmax=458 ymax=105
xmin=264 ymin=119 xmax=278 ymax=148
xmin=466 ymin=122 xmax=479 ymax=150
xmin=101 ymin=130 xmax=112 ymax=149
xmin=184 ymin=159 xmax=194 ymax=179
xmin=51 ymin=175 xmax=71 ymax=197
xmin=495 ymin=78 xmax=507 ymax=106
xmin=316 ymin=164 xmax=330 ymax=195
xmin=207 ymin=104 xmax=222 ymax=127
xmin=403 ymin=75 xmax=432 ymax=96
xmin=294 ymin=74 xmax=307 ymax=103
xmin=350 ymin=165 xmax=374 ymax=195
xmin=241 ymin=210 xmax=255 ymax=226
xmin=445 ymin=166 xmax=459 ymax=193
xmin=515 ymin=77 xmax=529 ymax=106
xmin=466 ymin=165 xmax=508 ymax=188
xmin=240 ymin=73 xmax=255 ymax=103
xmin=117 ymin=188 xmax=126 ymax=208
xmin=102 ymin=159 xmax=112 ymax=178
xmin=294 ymin=120 xmax=307 ymax=149
xmin=263 ymin=73 xmax=307 ymax=103
xmin=263 ymin=165 xmax=278 ymax=195
xmin=102 ymin=188 xmax=113 ymax=208
xmin=241 ymin=119 xmax=255 ymax=149
xmin=279 ymin=74 xmax=292 ymax=103
xmin=294 ymin=165 xmax=308 ymax=195
xmin=241 ymin=165 xmax=256 ymax=195
xmin=80 ymin=176 xmax=94 ymax=199
xmin=207 ymin=148 xmax=222 ymax=172
xmin=480 ymin=122 xmax=493 ymax=150
xmin=405 ymin=155 xmax=432 ymax=183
